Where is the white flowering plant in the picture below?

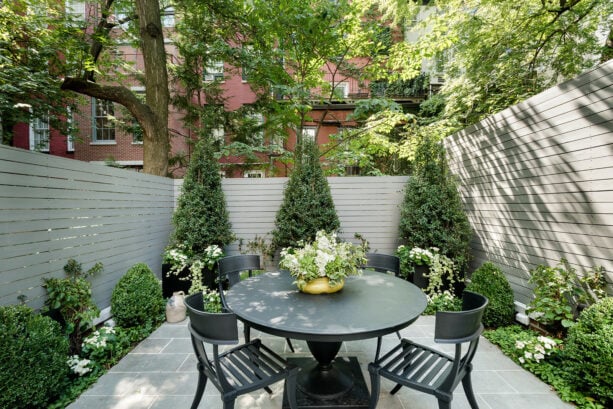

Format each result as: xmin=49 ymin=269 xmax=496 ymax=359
xmin=484 ymin=325 xmax=561 ymax=373
xmin=67 ymin=355 xmax=93 ymax=377
xmin=279 ymin=230 xmax=367 ymax=290
xmin=515 ymin=335 xmax=560 ymax=365
xmin=396 ymin=245 xmax=460 ymax=296
xmin=163 ymin=243 xmax=225 ymax=293
xmin=80 ymin=326 xmax=130 ymax=370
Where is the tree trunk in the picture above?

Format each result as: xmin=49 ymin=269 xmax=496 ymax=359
xmin=601 ymin=27 xmax=613 ymax=64
xmin=61 ymin=0 xmax=170 ymax=176
xmin=135 ymin=0 xmax=170 ymax=176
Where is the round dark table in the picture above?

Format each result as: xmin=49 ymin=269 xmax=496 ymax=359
xmin=224 ymin=270 xmax=427 ymax=404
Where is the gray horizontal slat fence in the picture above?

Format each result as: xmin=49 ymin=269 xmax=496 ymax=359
xmin=444 ymin=60 xmax=613 ymax=306
xmin=175 ymin=176 xmax=409 ymax=258
xmin=0 ymin=145 xmax=175 ymax=311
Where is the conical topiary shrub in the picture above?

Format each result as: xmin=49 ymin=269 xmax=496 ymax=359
xmin=272 ymin=139 xmax=340 ymax=251
xmin=399 ymin=136 xmax=472 ymax=275
xmin=166 ymin=139 xmax=233 ymax=294
xmin=172 ymin=139 xmax=233 ymax=252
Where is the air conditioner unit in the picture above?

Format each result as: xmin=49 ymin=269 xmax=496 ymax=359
xmin=430 ymin=74 xmax=445 ymax=85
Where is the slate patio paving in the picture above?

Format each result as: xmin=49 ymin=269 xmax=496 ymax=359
xmin=67 ymin=315 xmax=575 ymax=409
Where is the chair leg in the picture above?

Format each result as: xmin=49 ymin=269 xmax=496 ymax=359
xmin=222 ymin=398 xmax=235 ymax=409
xmin=286 ymin=338 xmax=295 ymax=353
xmin=190 ymin=365 xmax=208 ymax=409
xmin=437 ymin=400 xmax=451 ymax=409
xmin=244 ymin=324 xmax=251 ymax=342
xmin=462 ymin=373 xmax=480 ymax=409
xmin=390 ymin=383 xmax=402 ymax=395
xmin=368 ymin=365 xmax=381 ymax=409
xmin=395 ymin=330 xmax=401 ymax=339
xmin=286 ymin=372 xmax=299 ymax=409
xmin=375 ymin=336 xmax=382 ymax=361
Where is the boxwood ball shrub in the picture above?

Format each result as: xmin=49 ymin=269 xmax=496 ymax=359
xmin=111 ymin=263 xmax=165 ymax=329
xmin=562 ymin=297 xmax=613 ymax=407
xmin=0 ymin=305 xmax=69 ymax=409
xmin=465 ymin=262 xmax=515 ymax=328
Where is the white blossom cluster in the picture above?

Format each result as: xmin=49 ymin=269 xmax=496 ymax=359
xmin=515 ymin=335 xmax=558 ymax=363
xmin=82 ymin=326 xmax=115 ymax=350
xmin=67 ymin=355 xmax=92 ymax=376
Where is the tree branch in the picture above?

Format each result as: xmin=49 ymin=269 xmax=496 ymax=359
xmin=61 ymin=77 xmax=154 ymax=123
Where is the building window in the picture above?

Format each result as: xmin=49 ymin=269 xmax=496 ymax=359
xmin=204 ymin=61 xmax=224 ymax=82
xmin=66 ymin=108 xmax=75 ymax=152
xmin=65 ymin=0 xmax=86 ymax=24
xmin=247 ymin=113 xmax=264 ymax=145
xmin=301 ymin=127 xmax=317 ymax=142
xmin=332 ymin=82 xmax=349 ymax=99
xmin=244 ymin=170 xmax=265 ymax=178
xmin=92 ymin=98 xmax=116 ymax=143
xmin=242 ymin=46 xmax=254 ymax=82
xmin=30 ymin=114 xmax=50 ymax=152
xmin=161 ymin=7 xmax=175 ymax=27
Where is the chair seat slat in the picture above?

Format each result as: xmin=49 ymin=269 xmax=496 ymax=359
xmin=368 ymin=291 xmax=489 ymax=409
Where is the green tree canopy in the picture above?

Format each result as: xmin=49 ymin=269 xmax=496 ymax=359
xmin=0 ymin=0 xmax=81 ymax=144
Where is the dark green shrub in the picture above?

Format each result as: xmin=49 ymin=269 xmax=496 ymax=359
xmin=0 ymin=305 xmax=69 ymax=409
xmin=43 ymin=258 xmax=103 ymax=354
xmin=466 ymin=262 xmax=515 ymax=328
xmin=171 ymin=139 xmax=233 ymax=255
xmin=272 ymin=139 xmax=340 ymax=250
xmin=562 ymin=297 xmax=613 ymax=407
xmin=399 ymin=136 xmax=472 ymax=274
xmin=111 ymin=263 xmax=165 ymax=328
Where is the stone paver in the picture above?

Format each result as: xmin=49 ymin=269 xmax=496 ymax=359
xmin=68 ymin=316 xmax=573 ymax=409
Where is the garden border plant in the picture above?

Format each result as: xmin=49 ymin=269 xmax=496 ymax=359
xmin=465 ymin=261 xmax=515 ymax=328
xmin=484 ymin=257 xmax=610 ymax=409
xmin=0 ymin=305 xmax=69 ymax=409
xmin=2 ymin=260 xmax=170 ymax=408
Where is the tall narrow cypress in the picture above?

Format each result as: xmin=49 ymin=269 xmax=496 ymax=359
xmin=172 ymin=139 xmax=233 ymax=254
xmin=272 ymin=139 xmax=340 ymax=250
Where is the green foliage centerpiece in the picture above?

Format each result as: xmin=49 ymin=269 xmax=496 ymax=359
xmin=279 ymin=230 xmax=366 ymax=294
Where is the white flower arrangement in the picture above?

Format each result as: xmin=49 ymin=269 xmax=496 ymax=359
xmin=279 ymin=230 xmax=366 ymax=290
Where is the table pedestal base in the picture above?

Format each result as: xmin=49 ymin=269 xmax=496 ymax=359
xmin=283 ymin=357 xmax=369 ymax=409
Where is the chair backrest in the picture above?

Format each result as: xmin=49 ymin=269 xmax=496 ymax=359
xmin=218 ymin=254 xmax=261 ymax=288
xmin=434 ymin=291 xmax=488 ymax=344
xmin=185 ymin=293 xmax=238 ymax=344
xmin=363 ymin=253 xmax=400 ymax=276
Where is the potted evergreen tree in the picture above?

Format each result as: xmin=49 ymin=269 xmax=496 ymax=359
xmin=398 ymin=136 xmax=472 ymax=294
xmin=163 ymin=139 xmax=233 ymax=297
xmin=272 ymin=139 xmax=340 ymax=252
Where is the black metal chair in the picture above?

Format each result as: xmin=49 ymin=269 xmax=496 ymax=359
xmin=368 ymin=291 xmax=488 ymax=409
xmin=363 ymin=252 xmax=400 ymax=277
xmin=362 ymin=252 xmax=402 ymax=358
xmin=185 ymin=293 xmax=299 ymax=409
xmin=218 ymin=255 xmax=296 ymax=352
